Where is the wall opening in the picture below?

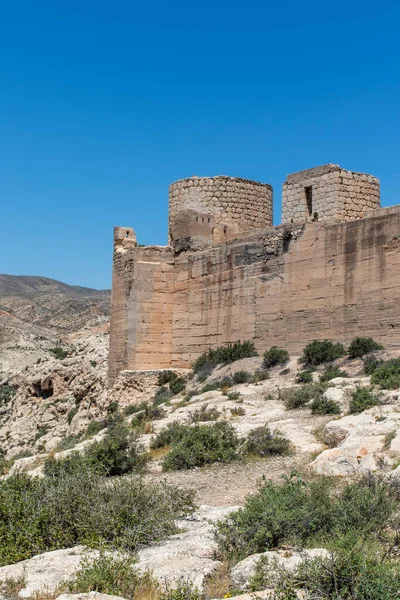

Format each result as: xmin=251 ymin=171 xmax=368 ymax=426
xmin=125 ymin=231 xmax=129 ymax=238
xmin=305 ymin=186 xmax=313 ymax=215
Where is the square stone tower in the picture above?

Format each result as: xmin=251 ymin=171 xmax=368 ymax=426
xmin=282 ymin=164 xmax=380 ymax=224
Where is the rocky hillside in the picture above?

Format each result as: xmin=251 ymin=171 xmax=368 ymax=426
xmin=0 ymin=274 xmax=110 ymax=379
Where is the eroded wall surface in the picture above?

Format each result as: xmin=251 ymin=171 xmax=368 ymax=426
xmin=109 ymin=207 xmax=400 ymax=383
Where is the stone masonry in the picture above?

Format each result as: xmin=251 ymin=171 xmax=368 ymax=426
xmin=108 ymin=164 xmax=400 ymax=386
xmin=282 ymin=164 xmax=380 ymax=224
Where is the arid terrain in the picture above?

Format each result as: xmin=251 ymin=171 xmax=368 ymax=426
xmin=1 ymin=276 xmax=400 ymax=600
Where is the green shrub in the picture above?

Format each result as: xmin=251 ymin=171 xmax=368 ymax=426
xmin=153 ymin=385 xmax=173 ymax=405
xmin=279 ymin=368 xmax=290 ymax=375
xmin=320 ymin=364 xmax=348 ymax=382
xmin=300 ymin=340 xmax=345 ymax=366
xmin=311 ymin=395 xmax=341 ymax=415
xmin=280 ymin=383 xmax=326 ymax=410
xmin=188 ymin=403 xmax=221 ymax=423
xmin=215 ymin=473 xmax=397 ymax=562
xmin=232 ymin=370 xmax=251 ymax=384
xmin=157 ymin=370 xmax=177 ymax=386
xmin=243 ymin=425 xmax=292 ymax=457
xmin=85 ymin=420 xmax=106 ymax=437
xmin=45 ymin=423 xmax=147 ymax=478
xmin=160 ymin=581 xmax=205 ymax=600
xmin=230 ymin=406 xmax=245 ymax=417
xmin=56 ymin=434 xmax=82 ymax=452
xmin=67 ymin=552 xmax=156 ymax=600
xmin=0 ymin=469 xmax=194 ymax=566
xmin=67 ymin=407 xmax=78 ymax=425
xmin=364 ymin=355 xmax=383 ymax=375
xmin=162 ymin=422 xmax=240 ymax=471
xmin=130 ymin=403 xmax=166 ymax=428
xmin=227 ymin=391 xmax=242 ymax=401
xmin=296 ymin=370 xmax=313 ymax=384
xmin=123 ymin=404 xmax=139 ymax=416
xmin=193 ymin=340 xmax=258 ymax=374
xmin=371 ymin=358 xmax=400 ymax=389
xmin=49 ymin=347 xmax=69 ymax=360
xmin=250 ymin=535 xmax=400 ymax=600
xmin=263 ymin=346 xmax=289 ymax=369
xmin=107 ymin=401 xmax=119 ymax=414
xmin=349 ymin=387 xmax=381 ymax=414
xmin=170 ymin=376 xmax=186 ymax=395
xmin=199 ymin=382 xmax=219 ymax=393
xmin=253 ymin=369 xmax=270 ymax=383
xmin=348 ymin=337 xmax=383 ymax=359
xmin=0 ymin=385 xmax=16 ymax=405
xmin=34 ymin=425 xmax=50 ymax=441
xmin=150 ymin=421 xmax=188 ymax=450
xmin=218 ymin=376 xmax=234 ymax=388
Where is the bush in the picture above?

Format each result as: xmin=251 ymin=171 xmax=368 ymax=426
xmin=371 ymin=358 xmax=400 ymax=389
xmin=227 ymin=391 xmax=242 ymax=401
xmin=188 ymin=403 xmax=221 ymax=423
xmin=199 ymin=382 xmax=219 ymax=393
xmin=45 ymin=423 xmax=147 ymax=478
xmin=170 ymin=376 xmax=186 ymax=396
xmin=162 ymin=422 xmax=240 ymax=471
xmin=67 ymin=552 xmax=156 ymax=600
xmin=215 ymin=473 xmax=397 ymax=562
xmin=280 ymin=383 xmax=326 ymax=410
xmin=193 ymin=340 xmax=258 ymax=374
xmin=150 ymin=421 xmax=188 ymax=450
xmin=157 ymin=370 xmax=177 ymax=386
xmin=296 ymin=370 xmax=313 ymax=384
xmin=232 ymin=370 xmax=251 ymax=384
xmin=130 ymin=403 xmax=166 ymax=429
xmin=85 ymin=420 xmax=106 ymax=437
xmin=0 ymin=467 xmax=195 ymax=566
xmin=218 ymin=376 xmax=234 ymax=388
xmin=364 ymin=355 xmax=383 ymax=375
xmin=349 ymin=387 xmax=381 ymax=414
xmin=320 ymin=365 xmax=348 ymax=382
xmin=300 ymin=340 xmax=345 ymax=366
xmin=153 ymin=385 xmax=173 ymax=405
xmin=263 ymin=346 xmax=289 ymax=369
xmin=250 ymin=535 xmax=400 ymax=600
xmin=0 ymin=385 xmax=16 ymax=405
xmin=49 ymin=347 xmax=69 ymax=360
xmin=230 ymin=406 xmax=245 ymax=417
xmin=67 ymin=406 xmax=78 ymax=425
xmin=253 ymin=369 xmax=270 ymax=383
xmin=311 ymin=395 xmax=341 ymax=415
xmin=243 ymin=425 xmax=292 ymax=457
xmin=348 ymin=337 xmax=383 ymax=359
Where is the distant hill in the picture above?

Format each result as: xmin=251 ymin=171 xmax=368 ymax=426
xmin=0 ymin=274 xmax=111 ymax=333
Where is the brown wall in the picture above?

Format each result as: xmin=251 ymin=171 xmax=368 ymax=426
xmin=109 ymin=207 xmax=400 ymax=384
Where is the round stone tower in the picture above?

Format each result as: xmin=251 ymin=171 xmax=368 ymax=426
xmin=168 ymin=176 xmax=273 ymax=250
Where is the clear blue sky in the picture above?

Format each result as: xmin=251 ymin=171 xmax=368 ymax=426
xmin=1 ymin=1 xmax=399 ymax=289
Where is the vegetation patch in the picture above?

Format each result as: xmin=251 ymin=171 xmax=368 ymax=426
xmin=348 ymin=336 xmax=383 ymax=359
xmin=0 ymin=384 xmax=16 ymax=405
xmin=300 ymin=340 xmax=346 ymax=366
xmin=45 ymin=423 xmax=147 ymax=478
xmin=349 ymin=387 xmax=381 ymax=414
xmin=49 ymin=347 xmax=69 ymax=360
xmin=296 ymin=370 xmax=313 ymax=384
xmin=0 ymin=465 xmax=195 ymax=566
xmin=150 ymin=421 xmax=188 ymax=450
xmin=370 ymin=358 xmax=400 ymax=389
xmin=280 ymin=383 xmax=326 ymax=410
xmin=243 ymin=425 xmax=292 ymax=457
xmin=162 ymin=422 xmax=240 ymax=471
xmin=263 ymin=346 xmax=289 ymax=369
xmin=193 ymin=340 xmax=258 ymax=375
xmin=188 ymin=403 xmax=221 ymax=423
xmin=311 ymin=395 xmax=341 ymax=415
xmin=215 ymin=473 xmax=398 ymax=562
xmin=320 ymin=365 xmax=348 ymax=382
xmin=232 ymin=370 xmax=251 ymax=384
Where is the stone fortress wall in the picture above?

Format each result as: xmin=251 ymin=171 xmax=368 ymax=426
xmin=282 ymin=164 xmax=380 ymax=224
xmin=109 ymin=163 xmax=400 ymax=386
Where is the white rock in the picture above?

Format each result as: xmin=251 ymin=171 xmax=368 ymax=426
xmin=56 ymin=594 xmax=126 ymax=600
xmin=231 ymin=548 xmax=329 ymax=590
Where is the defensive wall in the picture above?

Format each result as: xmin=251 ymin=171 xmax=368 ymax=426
xmin=108 ymin=163 xmax=400 ymax=387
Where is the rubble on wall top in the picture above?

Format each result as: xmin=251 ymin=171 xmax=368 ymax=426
xmin=170 ymin=175 xmax=272 ymax=188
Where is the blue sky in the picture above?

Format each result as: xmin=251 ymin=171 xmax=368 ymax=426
xmin=1 ymin=1 xmax=399 ymax=289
